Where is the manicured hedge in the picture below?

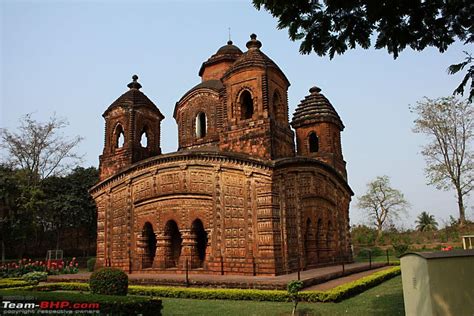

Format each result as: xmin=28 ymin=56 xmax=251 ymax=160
xmin=30 ymin=266 xmax=401 ymax=303
xmin=300 ymin=266 xmax=401 ymax=302
xmin=0 ymin=278 xmax=32 ymax=289
xmin=129 ymin=286 xmax=289 ymax=302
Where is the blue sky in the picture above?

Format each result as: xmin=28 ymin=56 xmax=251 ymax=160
xmin=1 ymin=0 xmax=472 ymax=227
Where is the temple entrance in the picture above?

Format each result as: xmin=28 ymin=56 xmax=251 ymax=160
xmin=164 ymin=220 xmax=182 ymax=268
xmin=141 ymin=222 xmax=156 ymax=268
xmin=191 ymin=219 xmax=208 ymax=268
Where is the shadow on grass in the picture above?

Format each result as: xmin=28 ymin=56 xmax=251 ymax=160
xmin=370 ymin=292 xmax=405 ymax=316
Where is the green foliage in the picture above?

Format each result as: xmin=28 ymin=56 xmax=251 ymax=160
xmin=416 ymin=211 xmax=438 ymax=232
xmin=287 ymin=280 xmax=303 ymax=295
xmin=0 ymin=278 xmax=32 ymax=289
xmin=131 ymin=267 xmax=401 ymax=303
xmin=448 ymin=51 xmax=474 ymax=102
xmin=357 ymin=247 xmax=384 ymax=259
xmin=351 ymin=225 xmax=377 ymax=246
xmin=33 ymin=282 xmax=89 ymax=292
xmin=300 ymin=267 xmax=401 ymax=303
xmin=27 ymin=267 xmax=401 ymax=305
xmin=89 ymin=267 xmax=128 ymax=296
xmin=392 ymin=243 xmax=410 ymax=257
xmin=87 ymin=257 xmax=96 ymax=272
xmin=252 ymin=1 xmax=471 ymax=59
xmin=287 ymin=280 xmax=303 ymax=315
xmin=129 ymin=286 xmax=288 ymax=302
xmin=0 ymin=165 xmax=98 ymax=259
xmin=21 ymin=271 xmax=48 ymax=283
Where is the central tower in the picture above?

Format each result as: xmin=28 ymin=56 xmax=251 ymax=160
xmin=174 ymin=34 xmax=295 ymax=160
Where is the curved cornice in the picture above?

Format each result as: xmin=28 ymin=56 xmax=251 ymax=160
xmin=90 ymin=151 xmax=352 ymax=196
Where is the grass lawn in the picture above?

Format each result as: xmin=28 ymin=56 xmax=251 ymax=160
xmin=0 ymin=275 xmax=404 ymax=315
xmin=354 ymin=255 xmax=399 ymax=263
xmin=159 ymin=276 xmax=404 ymax=316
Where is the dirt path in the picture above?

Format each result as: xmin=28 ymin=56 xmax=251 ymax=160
xmin=303 ymin=266 xmax=391 ymax=291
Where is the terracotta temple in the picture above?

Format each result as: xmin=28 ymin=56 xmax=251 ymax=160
xmin=90 ymin=34 xmax=353 ymax=275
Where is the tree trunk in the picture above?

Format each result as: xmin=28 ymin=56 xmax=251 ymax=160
xmin=456 ymin=187 xmax=466 ymax=226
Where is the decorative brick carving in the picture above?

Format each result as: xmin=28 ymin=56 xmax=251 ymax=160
xmin=91 ymin=34 xmax=353 ymax=276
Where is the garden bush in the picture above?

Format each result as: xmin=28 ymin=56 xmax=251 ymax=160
xmin=87 ymin=257 xmax=96 ymax=272
xmin=21 ymin=271 xmax=48 ymax=283
xmin=89 ymin=267 xmax=128 ymax=296
xmin=0 ymin=278 xmax=32 ymax=289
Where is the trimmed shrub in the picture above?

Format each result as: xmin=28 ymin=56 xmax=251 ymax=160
xmin=21 ymin=271 xmax=48 ymax=283
xmin=34 ymin=282 xmax=90 ymax=292
xmin=89 ymin=268 xmax=128 ymax=296
xmin=0 ymin=278 xmax=32 ymax=289
xmin=87 ymin=257 xmax=96 ymax=272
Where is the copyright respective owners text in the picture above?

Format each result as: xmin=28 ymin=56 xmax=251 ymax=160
xmin=1 ymin=296 xmax=100 ymax=314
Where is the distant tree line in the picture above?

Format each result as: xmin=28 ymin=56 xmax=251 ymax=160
xmin=0 ymin=165 xmax=98 ymax=260
xmin=0 ymin=114 xmax=97 ymax=261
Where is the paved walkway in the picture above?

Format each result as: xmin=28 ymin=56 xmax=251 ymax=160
xmin=48 ymin=262 xmax=387 ymax=290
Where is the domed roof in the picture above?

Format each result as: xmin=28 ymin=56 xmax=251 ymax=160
xmin=103 ymin=75 xmax=164 ymax=119
xmin=222 ymin=34 xmax=289 ymax=86
xmin=216 ymin=40 xmax=243 ymax=55
xmin=173 ymin=79 xmax=224 ymax=118
xmin=291 ymin=86 xmax=344 ymax=130
xmin=198 ymin=40 xmax=243 ymax=76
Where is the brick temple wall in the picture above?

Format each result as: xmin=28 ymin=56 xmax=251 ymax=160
xmin=91 ymin=152 xmax=352 ymax=275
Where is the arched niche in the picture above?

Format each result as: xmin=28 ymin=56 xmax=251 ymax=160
xmin=239 ymin=90 xmax=254 ymax=120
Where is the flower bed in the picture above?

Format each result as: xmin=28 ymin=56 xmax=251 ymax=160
xmin=0 ymin=258 xmax=79 ymax=278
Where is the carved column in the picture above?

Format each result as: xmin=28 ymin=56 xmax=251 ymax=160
xmin=154 ymin=231 xmax=168 ymax=269
xmin=180 ymin=229 xmax=194 ymax=269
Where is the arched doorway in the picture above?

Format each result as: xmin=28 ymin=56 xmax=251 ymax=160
xmin=191 ymin=219 xmax=208 ymax=268
xmin=164 ymin=220 xmax=182 ymax=268
xmin=141 ymin=222 xmax=156 ymax=268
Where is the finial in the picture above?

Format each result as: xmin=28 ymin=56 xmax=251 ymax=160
xmin=127 ymin=74 xmax=142 ymax=90
xmin=246 ymin=33 xmax=262 ymax=50
xmin=227 ymin=40 xmax=233 ymax=45
xmin=228 ymin=27 xmax=232 ymax=42
xmin=309 ymin=86 xmax=321 ymax=94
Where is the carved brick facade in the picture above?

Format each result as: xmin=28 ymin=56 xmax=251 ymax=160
xmin=91 ymin=34 xmax=353 ymax=275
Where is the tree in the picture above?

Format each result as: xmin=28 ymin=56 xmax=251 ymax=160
xmin=411 ymin=97 xmax=473 ymax=225
xmin=253 ymin=0 xmax=473 ymax=100
xmin=0 ymin=113 xmax=83 ymax=185
xmin=415 ymin=211 xmax=439 ymax=232
xmin=357 ymin=176 xmax=409 ymax=237
xmin=447 ymin=51 xmax=474 ymax=102
xmin=287 ymin=280 xmax=303 ymax=316
xmin=42 ymin=167 xmax=98 ymax=251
